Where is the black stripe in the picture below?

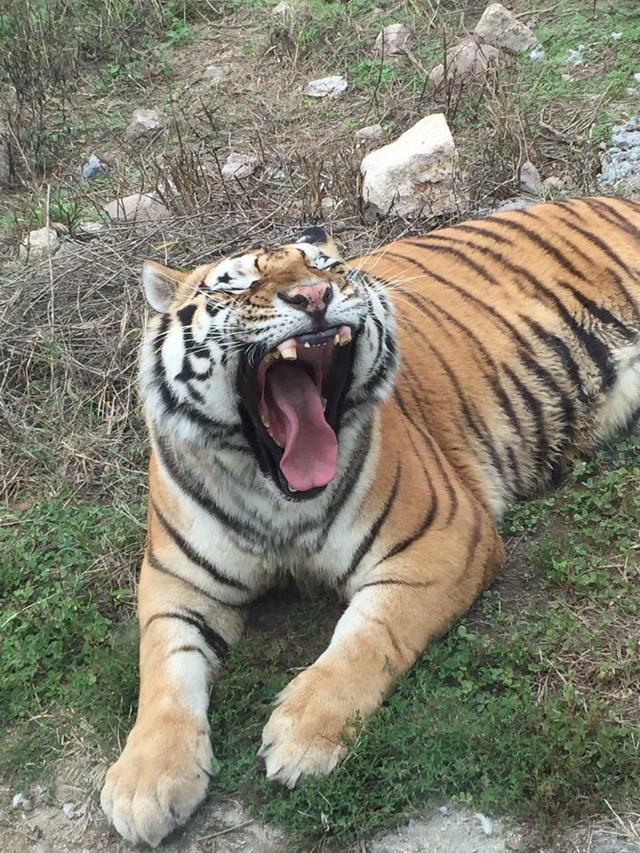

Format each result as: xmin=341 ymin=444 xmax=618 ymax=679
xmin=454 ymin=222 xmax=513 ymax=244
xmin=386 ymin=249 xmax=616 ymax=393
xmin=396 ymin=239 xmax=501 ymax=286
xmin=152 ymin=501 xmax=250 ymax=592
xmin=556 ymin=279 xmax=635 ymax=339
xmin=401 ymin=287 xmax=524 ymax=439
xmin=145 ymin=610 xmax=229 ymax=659
xmin=320 ymin=422 xmax=373 ymax=536
xmin=154 ymin=435 xmax=269 ymax=548
xmin=393 ymin=382 xmax=459 ymax=524
xmin=401 ymin=316 xmax=508 ymax=485
xmin=502 ymin=364 xmax=548 ymax=472
xmin=147 ymin=550 xmax=248 ymax=608
xmin=490 ymin=212 xmax=588 ymax=280
xmin=518 ymin=315 xmax=590 ymax=404
xmin=169 ymin=645 xmax=209 ymax=662
xmin=552 ymin=211 xmax=639 ymax=284
xmin=357 ymin=578 xmax=437 ymax=592
xmin=377 ymin=431 xmax=438 ymax=563
xmin=339 ymin=463 xmax=402 ymax=584
xmin=518 ymin=349 xmax=576 ymax=440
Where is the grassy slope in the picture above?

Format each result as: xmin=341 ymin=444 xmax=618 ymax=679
xmin=1 ymin=0 xmax=639 ymax=846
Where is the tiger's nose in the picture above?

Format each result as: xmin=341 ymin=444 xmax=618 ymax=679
xmin=277 ymin=282 xmax=333 ymax=317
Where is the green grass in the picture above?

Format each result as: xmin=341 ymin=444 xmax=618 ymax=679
xmin=0 ymin=496 xmax=143 ymax=779
xmin=2 ymin=437 xmax=638 ymax=842
xmin=204 ymin=438 xmax=640 ymax=842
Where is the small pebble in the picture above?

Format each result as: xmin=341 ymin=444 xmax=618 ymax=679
xmin=438 ymin=805 xmax=450 ymax=816
xmin=530 ymin=44 xmax=545 ymax=62
xmin=11 ymin=792 xmax=33 ymax=810
xmin=611 ymin=32 xmax=623 ymax=41
xmin=476 ymin=813 xmax=494 ymax=836
xmin=634 ymin=72 xmax=640 ymax=82
xmin=62 ymin=801 xmax=76 ymax=819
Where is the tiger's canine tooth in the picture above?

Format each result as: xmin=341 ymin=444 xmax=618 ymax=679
xmin=277 ymin=340 xmax=297 ymax=360
xmin=338 ymin=325 xmax=352 ymax=345
xmin=333 ymin=333 xmax=340 ymax=346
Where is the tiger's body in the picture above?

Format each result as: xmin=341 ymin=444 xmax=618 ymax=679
xmin=101 ymin=196 xmax=640 ymax=847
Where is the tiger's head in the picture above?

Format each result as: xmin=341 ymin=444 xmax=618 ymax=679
xmin=139 ymin=228 xmax=397 ymax=500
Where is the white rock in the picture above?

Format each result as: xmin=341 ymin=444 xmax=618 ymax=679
xmin=438 ymin=805 xmax=450 ymax=816
xmin=320 ymin=196 xmax=337 ymax=216
xmin=476 ymin=813 xmax=494 ymax=836
xmin=303 ymin=75 xmax=348 ymax=98
xmin=520 ymin=160 xmax=543 ymax=194
xmin=374 ymin=23 xmax=414 ymax=58
xmin=19 ymin=227 xmax=59 ymax=260
xmin=81 ymin=153 xmax=109 ymax=180
xmin=77 ymin=220 xmax=107 ymax=237
xmin=360 ymin=113 xmax=458 ymax=220
xmin=221 ymin=152 xmax=260 ymax=180
xmin=610 ymin=32 xmax=623 ymax=41
xmin=103 ymin=192 xmax=169 ymax=223
xmin=429 ymin=37 xmax=500 ymax=88
xmin=124 ymin=108 xmax=168 ymax=141
xmin=634 ymin=72 xmax=640 ymax=82
xmin=12 ymin=792 xmax=32 ymax=809
xmin=355 ymin=124 xmax=384 ymax=141
xmin=474 ymin=3 xmax=537 ymax=53
xmin=272 ymin=0 xmax=290 ymax=14
xmin=62 ymin=802 xmax=76 ymax=819
xmin=0 ymin=127 xmax=11 ymax=186
xmin=203 ymin=64 xmax=228 ymax=83
xmin=564 ymin=46 xmax=586 ymax=66
xmin=543 ymin=175 xmax=564 ymax=191
xmin=529 ymin=43 xmax=545 ymax=62
xmin=496 ymin=197 xmax=535 ymax=211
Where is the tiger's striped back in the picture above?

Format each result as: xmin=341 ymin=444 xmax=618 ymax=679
xmin=358 ymin=196 xmax=640 ymax=515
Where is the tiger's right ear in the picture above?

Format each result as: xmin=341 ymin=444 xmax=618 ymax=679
xmin=142 ymin=260 xmax=187 ymax=312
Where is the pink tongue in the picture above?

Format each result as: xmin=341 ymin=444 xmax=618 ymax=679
xmin=265 ymin=362 xmax=338 ymax=491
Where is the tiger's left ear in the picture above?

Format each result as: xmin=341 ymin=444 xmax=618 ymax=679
xmin=142 ymin=260 xmax=187 ymax=312
xmin=297 ymin=226 xmax=340 ymax=259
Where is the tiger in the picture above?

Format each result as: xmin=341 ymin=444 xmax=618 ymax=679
xmin=101 ymin=195 xmax=640 ymax=847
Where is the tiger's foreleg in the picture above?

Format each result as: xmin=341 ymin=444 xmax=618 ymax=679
xmin=101 ymin=547 xmax=249 ymax=847
xmin=260 ymin=493 xmax=504 ymax=787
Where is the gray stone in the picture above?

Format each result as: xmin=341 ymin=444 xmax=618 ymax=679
xmin=371 ymin=808 xmax=521 ymax=853
xmin=598 ymin=115 xmax=640 ymax=188
xmin=519 ymin=160 xmax=543 ymax=194
xmin=496 ymin=197 xmax=536 ymax=212
xmin=0 ymin=126 xmax=11 ymax=186
xmin=103 ymin=192 xmax=169 ymax=223
xmin=81 ymin=153 xmax=109 ymax=180
xmin=320 ymin=196 xmax=337 ymax=216
xmin=360 ymin=113 xmax=458 ymax=220
xmin=19 ymin=227 xmax=59 ymax=260
xmin=76 ymin=221 xmax=106 ymax=238
xmin=429 ymin=37 xmax=500 ymax=88
xmin=355 ymin=124 xmax=384 ymax=141
xmin=474 ymin=3 xmax=537 ymax=53
xmin=124 ymin=108 xmax=168 ymax=142
xmin=564 ymin=44 xmax=587 ymax=66
xmin=221 ymin=152 xmax=260 ymax=180
xmin=203 ymin=64 xmax=228 ymax=83
xmin=530 ymin=43 xmax=545 ymax=62
xmin=374 ymin=23 xmax=414 ymax=58
xmin=11 ymin=791 xmax=33 ymax=810
xmin=62 ymin=802 xmax=76 ymax=819
xmin=303 ymin=75 xmax=348 ymax=98
xmin=543 ymin=175 xmax=564 ymax=191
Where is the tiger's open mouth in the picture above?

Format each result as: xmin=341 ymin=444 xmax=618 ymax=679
xmin=238 ymin=326 xmax=356 ymax=499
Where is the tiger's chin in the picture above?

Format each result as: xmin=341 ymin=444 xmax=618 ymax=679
xmin=238 ymin=325 xmax=357 ymax=500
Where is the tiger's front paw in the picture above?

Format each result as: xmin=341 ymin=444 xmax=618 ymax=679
xmin=259 ymin=665 xmax=355 ymax=789
xmin=100 ymin=713 xmax=212 ymax=847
